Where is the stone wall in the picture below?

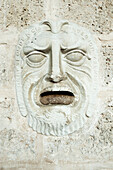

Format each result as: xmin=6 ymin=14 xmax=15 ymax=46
xmin=0 ymin=0 xmax=113 ymax=169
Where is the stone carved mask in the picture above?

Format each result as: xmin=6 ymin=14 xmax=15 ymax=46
xmin=15 ymin=20 xmax=98 ymax=136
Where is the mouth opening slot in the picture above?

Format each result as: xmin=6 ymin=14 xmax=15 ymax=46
xmin=40 ymin=91 xmax=74 ymax=97
xmin=40 ymin=91 xmax=75 ymax=105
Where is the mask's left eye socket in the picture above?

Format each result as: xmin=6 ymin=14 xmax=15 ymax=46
xmin=65 ymin=50 xmax=87 ymax=66
xmin=66 ymin=52 xmax=83 ymax=62
xmin=26 ymin=52 xmax=46 ymax=67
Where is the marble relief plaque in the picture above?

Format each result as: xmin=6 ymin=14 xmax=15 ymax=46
xmin=15 ymin=20 xmax=99 ymax=136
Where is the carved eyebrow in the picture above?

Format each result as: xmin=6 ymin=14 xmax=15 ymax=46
xmin=23 ymin=43 xmax=50 ymax=55
xmin=61 ymin=46 xmax=87 ymax=54
xmin=61 ymin=47 xmax=91 ymax=60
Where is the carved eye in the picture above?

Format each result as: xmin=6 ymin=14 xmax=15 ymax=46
xmin=66 ymin=52 xmax=83 ymax=62
xmin=65 ymin=50 xmax=86 ymax=66
xmin=26 ymin=52 xmax=46 ymax=67
xmin=28 ymin=54 xmax=45 ymax=63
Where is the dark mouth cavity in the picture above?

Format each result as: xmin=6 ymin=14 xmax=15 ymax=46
xmin=40 ymin=91 xmax=75 ymax=105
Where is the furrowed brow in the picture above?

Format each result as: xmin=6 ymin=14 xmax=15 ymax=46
xmin=61 ymin=45 xmax=87 ymax=54
xmin=23 ymin=43 xmax=50 ymax=55
xmin=61 ymin=45 xmax=91 ymax=60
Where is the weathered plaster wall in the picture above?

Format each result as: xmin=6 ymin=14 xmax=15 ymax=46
xmin=0 ymin=0 xmax=113 ymax=169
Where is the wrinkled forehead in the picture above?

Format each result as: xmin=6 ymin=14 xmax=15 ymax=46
xmin=29 ymin=24 xmax=83 ymax=48
xmin=22 ymin=21 xmax=96 ymax=54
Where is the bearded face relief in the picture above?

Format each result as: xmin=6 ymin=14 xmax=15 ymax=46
xmin=15 ymin=20 xmax=98 ymax=136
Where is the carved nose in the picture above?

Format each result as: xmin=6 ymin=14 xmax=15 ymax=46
xmin=46 ymin=41 xmax=66 ymax=83
xmin=45 ymin=73 xmax=66 ymax=83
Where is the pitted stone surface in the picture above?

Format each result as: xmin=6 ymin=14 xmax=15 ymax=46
xmin=0 ymin=0 xmax=113 ymax=169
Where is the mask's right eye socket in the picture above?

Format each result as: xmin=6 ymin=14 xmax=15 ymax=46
xmin=26 ymin=52 xmax=47 ymax=68
xmin=66 ymin=52 xmax=84 ymax=62
xmin=64 ymin=50 xmax=88 ymax=66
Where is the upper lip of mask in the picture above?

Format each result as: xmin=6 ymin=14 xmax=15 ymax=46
xmin=40 ymin=86 xmax=75 ymax=95
xmin=34 ymin=85 xmax=79 ymax=106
